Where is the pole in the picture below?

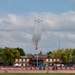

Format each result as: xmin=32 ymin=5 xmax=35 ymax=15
xmin=59 ymin=41 xmax=60 ymax=49
xmin=37 ymin=54 xmax=38 ymax=66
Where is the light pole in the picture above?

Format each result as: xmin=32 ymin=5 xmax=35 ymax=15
xmin=37 ymin=54 xmax=38 ymax=66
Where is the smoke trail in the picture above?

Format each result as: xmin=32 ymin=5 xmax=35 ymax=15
xmin=32 ymin=19 xmax=42 ymax=46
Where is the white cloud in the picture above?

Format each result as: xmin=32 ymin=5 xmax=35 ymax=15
xmin=0 ymin=11 xmax=75 ymax=54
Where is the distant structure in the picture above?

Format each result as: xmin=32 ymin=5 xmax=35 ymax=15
xmin=14 ymin=54 xmax=61 ymax=67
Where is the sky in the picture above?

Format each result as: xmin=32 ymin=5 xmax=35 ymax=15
xmin=0 ymin=0 xmax=75 ymax=54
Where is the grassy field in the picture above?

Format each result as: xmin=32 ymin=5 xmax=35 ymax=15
xmin=0 ymin=73 xmax=75 ymax=75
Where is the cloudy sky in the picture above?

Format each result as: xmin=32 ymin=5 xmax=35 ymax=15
xmin=0 ymin=0 xmax=75 ymax=54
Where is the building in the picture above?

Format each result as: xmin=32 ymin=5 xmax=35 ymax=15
xmin=14 ymin=54 xmax=62 ymax=67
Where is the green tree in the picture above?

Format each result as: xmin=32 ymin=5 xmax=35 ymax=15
xmin=49 ymin=49 xmax=64 ymax=59
xmin=47 ymin=51 xmax=52 ymax=58
xmin=15 ymin=47 xmax=25 ymax=56
xmin=63 ymin=48 xmax=72 ymax=63
xmin=56 ymin=49 xmax=64 ymax=60
xmin=0 ymin=48 xmax=4 ymax=61
xmin=1 ymin=48 xmax=20 ymax=66
xmin=72 ymin=48 xmax=75 ymax=64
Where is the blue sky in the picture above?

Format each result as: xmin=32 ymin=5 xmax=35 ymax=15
xmin=0 ymin=0 xmax=75 ymax=14
xmin=0 ymin=0 xmax=75 ymax=54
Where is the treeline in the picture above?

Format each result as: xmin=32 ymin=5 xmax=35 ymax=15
xmin=47 ymin=48 xmax=75 ymax=64
xmin=0 ymin=47 xmax=25 ymax=66
xmin=0 ymin=47 xmax=75 ymax=66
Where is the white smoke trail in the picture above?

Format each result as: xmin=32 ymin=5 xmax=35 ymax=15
xmin=32 ymin=19 xmax=42 ymax=45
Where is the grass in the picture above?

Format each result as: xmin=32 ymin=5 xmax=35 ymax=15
xmin=0 ymin=73 xmax=75 ymax=75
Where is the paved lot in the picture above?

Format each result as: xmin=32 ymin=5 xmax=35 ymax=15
xmin=0 ymin=70 xmax=75 ymax=73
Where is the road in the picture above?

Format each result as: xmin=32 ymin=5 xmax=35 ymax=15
xmin=0 ymin=70 xmax=75 ymax=73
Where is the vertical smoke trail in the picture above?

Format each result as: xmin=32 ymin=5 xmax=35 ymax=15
xmin=32 ymin=19 xmax=42 ymax=49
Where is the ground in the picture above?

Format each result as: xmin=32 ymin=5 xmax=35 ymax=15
xmin=0 ymin=73 xmax=75 ymax=75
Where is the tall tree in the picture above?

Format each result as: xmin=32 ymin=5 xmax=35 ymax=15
xmin=15 ymin=47 xmax=25 ymax=56
xmin=63 ymin=48 xmax=72 ymax=63
xmin=0 ymin=48 xmax=4 ymax=61
xmin=47 ymin=51 xmax=52 ymax=58
xmin=72 ymin=48 xmax=75 ymax=64
xmin=50 ymin=49 xmax=64 ymax=59
xmin=1 ymin=48 xmax=20 ymax=66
